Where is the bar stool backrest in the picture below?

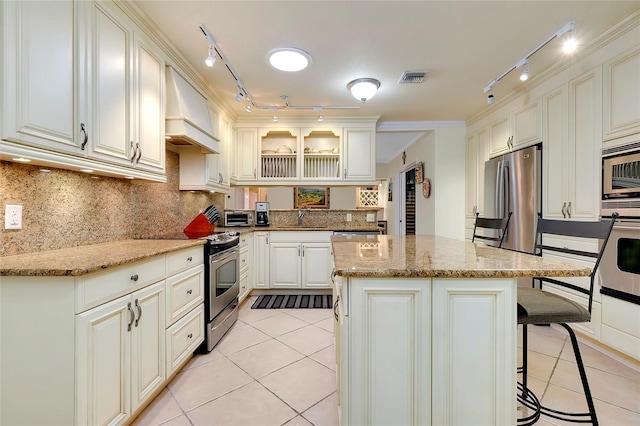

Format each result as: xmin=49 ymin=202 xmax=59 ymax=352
xmin=472 ymin=212 xmax=513 ymax=248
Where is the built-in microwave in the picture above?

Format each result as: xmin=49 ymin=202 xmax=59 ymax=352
xmin=224 ymin=211 xmax=253 ymax=227
xmin=601 ymin=142 xmax=640 ymax=217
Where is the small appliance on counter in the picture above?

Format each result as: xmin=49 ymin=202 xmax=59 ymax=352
xmin=255 ymin=202 xmax=270 ymax=226
xmin=224 ymin=210 xmax=253 ymax=227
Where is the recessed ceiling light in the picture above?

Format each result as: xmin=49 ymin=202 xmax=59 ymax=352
xmin=267 ymin=48 xmax=312 ymax=72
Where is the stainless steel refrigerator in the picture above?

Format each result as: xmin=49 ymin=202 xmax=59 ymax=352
xmin=483 ymin=144 xmax=542 ymax=253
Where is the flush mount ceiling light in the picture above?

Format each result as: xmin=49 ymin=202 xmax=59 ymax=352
xmin=347 ymin=78 xmax=381 ymax=102
xmin=483 ymin=21 xmax=575 ymax=98
xmin=267 ymin=48 xmax=312 ymax=72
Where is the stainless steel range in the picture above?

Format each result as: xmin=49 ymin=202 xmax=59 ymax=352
xmin=200 ymin=231 xmax=240 ymax=352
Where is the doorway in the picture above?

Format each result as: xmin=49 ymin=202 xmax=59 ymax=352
xmin=396 ymin=164 xmax=417 ymax=235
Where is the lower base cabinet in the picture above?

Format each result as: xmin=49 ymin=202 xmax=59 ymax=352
xmin=269 ymin=231 xmax=333 ymax=289
xmin=334 ymin=276 xmax=517 ymax=425
xmin=0 ymin=246 xmax=204 ymax=426
xmin=76 ymin=282 xmax=166 ymax=425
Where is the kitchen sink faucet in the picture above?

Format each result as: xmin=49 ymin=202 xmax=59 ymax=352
xmin=298 ymin=209 xmax=308 ymax=225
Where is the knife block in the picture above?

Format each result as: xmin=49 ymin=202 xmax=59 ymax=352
xmin=183 ymin=213 xmax=215 ymax=239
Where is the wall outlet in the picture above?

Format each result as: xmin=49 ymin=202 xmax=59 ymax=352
xmin=346 ymin=213 xmax=352 ymax=222
xmin=366 ymin=213 xmax=376 ymax=222
xmin=5 ymin=204 xmax=23 ymax=229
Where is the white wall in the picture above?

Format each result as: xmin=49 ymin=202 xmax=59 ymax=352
xmin=378 ymin=126 xmax=466 ymax=239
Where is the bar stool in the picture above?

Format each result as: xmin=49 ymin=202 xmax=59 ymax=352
xmin=471 ymin=211 xmax=512 ymax=248
xmin=517 ymin=213 xmax=618 ymax=425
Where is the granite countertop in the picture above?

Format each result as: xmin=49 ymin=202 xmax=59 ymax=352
xmin=218 ymin=225 xmax=380 ymax=232
xmin=0 ymin=239 xmax=206 ymax=277
xmin=331 ymin=235 xmax=592 ymax=278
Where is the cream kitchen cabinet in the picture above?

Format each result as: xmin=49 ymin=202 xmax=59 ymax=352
xmin=253 ymin=231 xmax=271 ymax=289
xmin=269 ymin=231 xmax=333 ymax=289
xmin=239 ymin=232 xmax=253 ymax=301
xmin=489 ymin=99 xmax=541 ymax=157
xmin=76 ymin=281 xmax=165 ymax=425
xmin=542 ymin=68 xmax=601 ymax=221
xmin=235 ymin=128 xmax=259 ymax=182
xmin=465 ymin=127 xmax=490 ymax=215
xmin=178 ymin=108 xmax=231 ymax=192
xmin=603 ymin=46 xmax=640 ymax=143
xmin=0 ymin=243 xmax=204 ymax=426
xmin=233 ymin=118 xmax=377 ymax=185
xmin=0 ymin=0 xmax=166 ymax=181
xmin=1 ymin=0 xmax=82 ymax=155
xmin=88 ymin=1 xmax=165 ymax=175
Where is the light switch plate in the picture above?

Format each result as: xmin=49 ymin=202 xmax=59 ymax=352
xmin=5 ymin=204 xmax=23 ymax=229
xmin=346 ymin=213 xmax=352 ymax=222
xmin=367 ymin=213 xmax=376 ymax=222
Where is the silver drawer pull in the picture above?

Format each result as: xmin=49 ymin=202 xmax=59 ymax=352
xmin=187 ymin=256 xmax=193 ymax=262
xmin=187 ymin=289 xmax=193 ymax=295
xmin=134 ymin=299 xmax=142 ymax=327
xmin=187 ymin=333 xmax=193 ymax=339
xmin=130 ymin=274 xmax=139 ymax=282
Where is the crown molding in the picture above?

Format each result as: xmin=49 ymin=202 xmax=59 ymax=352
xmin=377 ymin=121 xmax=466 ymax=132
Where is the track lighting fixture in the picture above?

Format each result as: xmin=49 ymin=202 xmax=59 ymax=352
xmin=483 ymin=21 xmax=575 ymax=96
xmin=487 ymin=93 xmax=495 ymax=105
xmin=519 ymin=60 xmax=529 ymax=81
xmin=318 ymin=115 xmax=324 ymax=122
xmin=205 ymin=45 xmax=216 ymax=67
xmin=198 ymin=23 xmax=362 ymax=118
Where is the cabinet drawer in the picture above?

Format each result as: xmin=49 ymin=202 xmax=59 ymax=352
xmin=239 ymin=232 xmax=252 ymax=248
xmin=166 ymin=265 xmax=204 ymax=326
xmin=166 ymin=304 xmax=204 ymax=376
xmin=75 ymin=255 xmax=165 ymax=313
xmin=166 ymin=246 xmax=204 ymax=276
xmin=240 ymin=246 xmax=249 ymax=274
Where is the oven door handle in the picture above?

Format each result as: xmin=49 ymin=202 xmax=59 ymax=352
xmin=210 ymin=247 xmax=240 ymax=264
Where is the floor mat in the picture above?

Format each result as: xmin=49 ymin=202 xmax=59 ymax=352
xmin=251 ymin=294 xmax=332 ymax=309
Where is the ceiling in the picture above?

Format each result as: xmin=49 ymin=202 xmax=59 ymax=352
xmin=134 ymin=1 xmax=639 ymax=162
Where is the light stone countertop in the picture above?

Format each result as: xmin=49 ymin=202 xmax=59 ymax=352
xmin=0 ymin=239 xmax=206 ymax=277
xmin=331 ymin=235 xmax=592 ymax=278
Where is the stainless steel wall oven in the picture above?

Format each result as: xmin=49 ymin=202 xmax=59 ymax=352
xmin=602 ymin=141 xmax=640 ymax=217
xmin=600 ymin=218 xmax=640 ymax=305
xmin=200 ymin=232 xmax=240 ymax=352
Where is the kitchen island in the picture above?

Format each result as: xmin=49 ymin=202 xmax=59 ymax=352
xmin=330 ymin=234 xmax=591 ymax=426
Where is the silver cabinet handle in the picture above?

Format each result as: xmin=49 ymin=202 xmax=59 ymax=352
xmin=301 ymin=245 xmax=305 ymax=256
xmin=297 ymin=245 xmax=301 ymax=256
xmin=187 ymin=333 xmax=193 ymax=339
xmin=266 ymin=235 xmax=269 ymax=245
xmin=134 ymin=299 xmax=142 ymax=327
xmin=135 ymin=143 xmax=142 ymax=163
xmin=254 ymin=168 xmax=257 ymax=178
xmin=130 ymin=141 xmax=136 ymax=162
xmin=127 ymin=302 xmax=135 ymax=332
xmin=130 ymin=274 xmax=139 ymax=282
xmin=187 ymin=289 xmax=193 ymax=295
xmin=219 ymin=172 xmax=223 ymax=184
xmin=567 ymin=201 xmax=572 ymax=218
xmin=561 ymin=202 xmax=567 ymax=218
xmin=80 ymin=123 xmax=88 ymax=150
xmin=187 ymin=256 xmax=193 ymax=262
xmin=331 ymin=270 xmax=337 ymax=284
xmin=333 ymin=296 xmax=340 ymax=322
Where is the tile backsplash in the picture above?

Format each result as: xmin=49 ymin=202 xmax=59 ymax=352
xmin=0 ymin=150 xmax=224 ymax=256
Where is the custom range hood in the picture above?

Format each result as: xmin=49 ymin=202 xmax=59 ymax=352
xmin=165 ymin=66 xmax=219 ymax=153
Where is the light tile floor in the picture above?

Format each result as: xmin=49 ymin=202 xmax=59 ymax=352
xmin=134 ymin=295 xmax=640 ymax=426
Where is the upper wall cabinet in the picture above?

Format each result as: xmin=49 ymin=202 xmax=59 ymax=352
xmin=603 ymin=46 xmax=640 ymax=143
xmin=489 ymin=99 xmax=541 ymax=157
xmin=0 ymin=0 xmax=167 ymax=181
xmin=88 ymin=1 xmax=165 ymax=175
xmin=233 ymin=118 xmax=378 ymax=186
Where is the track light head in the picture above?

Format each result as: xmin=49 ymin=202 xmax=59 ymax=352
xmin=318 ymin=115 xmax=324 ymax=122
xmin=273 ymin=115 xmax=279 ymax=123
xmin=205 ymin=46 xmax=216 ymax=67
xmin=245 ymin=103 xmax=252 ymax=113
xmin=235 ymin=91 xmax=244 ymax=102
xmin=487 ymin=94 xmax=495 ymax=105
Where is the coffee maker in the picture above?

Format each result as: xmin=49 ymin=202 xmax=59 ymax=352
xmin=255 ymin=202 xmax=270 ymax=226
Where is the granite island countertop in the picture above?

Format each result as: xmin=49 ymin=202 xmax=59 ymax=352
xmin=331 ymin=235 xmax=591 ymax=278
xmin=0 ymin=239 xmax=206 ymax=277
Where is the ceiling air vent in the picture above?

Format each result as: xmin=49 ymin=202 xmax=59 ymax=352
xmin=398 ymin=72 xmax=426 ymax=84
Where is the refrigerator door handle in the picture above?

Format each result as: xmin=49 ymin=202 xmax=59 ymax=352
xmin=495 ymin=160 xmax=504 ymax=219
xmin=503 ymin=163 xmax=510 ymax=219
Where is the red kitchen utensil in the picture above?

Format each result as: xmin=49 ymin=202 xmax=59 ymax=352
xmin=183 ymin=213 xmax=215 ymax=239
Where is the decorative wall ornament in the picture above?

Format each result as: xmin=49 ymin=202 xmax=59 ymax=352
xmin=422 ymin=179 xmax=431 ymax=198
xmin=415 ymin=162 xmax=424 ymax=184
